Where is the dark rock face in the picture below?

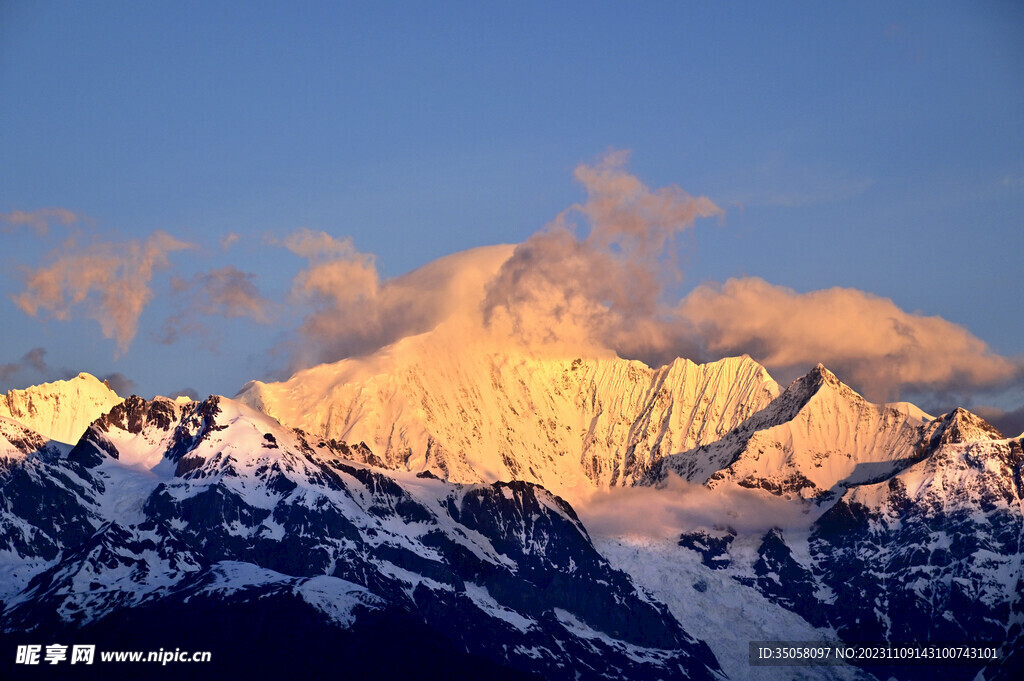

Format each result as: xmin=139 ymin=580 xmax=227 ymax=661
xmin=742 ymin=529 xmax=827 ymax=628
xmin=678 ymin=528 xmax=736 ymax=570
xmin=95 ymin=395 xmax=178 ymax=436
xmin=938 ymin=408 xmax=1005 ymax=445
xmin=647 ymin=366 xmax=1024 ymax=681
xmin=813 ymin=436 xmax=1024 ymax=651
xmin=165 ymin=396 xmax=226 ymax=464
xmin=0 ymin=455 xmax=103 ymax=563
xmin=0 ymin=396 xmax=722 ymax=681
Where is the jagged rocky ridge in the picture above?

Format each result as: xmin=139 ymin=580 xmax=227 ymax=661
xmin=239 ymin=343 xmax=1024 ymax=678
xmin=0 ymin=394 xmax=722 ymax=681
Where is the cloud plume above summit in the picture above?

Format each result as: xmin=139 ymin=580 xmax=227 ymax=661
xmin=282 ymin=227 xmax=514 ymax=369
xmin=281 ymin=150 xmax=724 ymax=366
xmin=482 ymin=150 xmax=721 ymax=359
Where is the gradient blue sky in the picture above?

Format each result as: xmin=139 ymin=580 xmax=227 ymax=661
xmin=1 ymin=2 xmax=1022 ymax=423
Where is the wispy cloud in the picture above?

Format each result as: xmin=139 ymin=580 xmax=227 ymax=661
xmin=12 ymin=231 xmax=195 ymax=356
xmin=220 ymin=232 xmax=241 ymax=250
xmin=159 ymin=266 xmax=275 ymax=346
xmin=281 ymin=226 xmax=515 ymax=368
xmin=284 ymin=228 xmax=381 ymax=363
xmin=972 ymin=405 xmax=1024 ymax=439
xmin=99 ymin=372 xmax=136 ymax=396
xmin=1 ymin=208 xmax=81 ymax=236
xmin=180 ymin=267 xmax=272 ymax=321
xmin=169 ymin=387 xmax=200 ymax=401
xmin=0 ymin=347 xmax=50 ymax=382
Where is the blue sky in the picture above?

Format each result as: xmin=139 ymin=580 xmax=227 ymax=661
xmin=1 ymin=2 xmax=1022 ymax=426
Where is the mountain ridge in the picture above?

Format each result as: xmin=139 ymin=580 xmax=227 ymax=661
xmin=0 ymin=372 xmax=122 ymax=446
xmin=645 ymin=362 xmax=948 ymax=501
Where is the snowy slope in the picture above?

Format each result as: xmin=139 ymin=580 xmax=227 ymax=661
xmin=76 ymin=395 xmax=188 ymax=475
xmin=4 ymin=356 xmax=1021 ymax=680
xmin=595 ymin=535 xmax=876 ymax=681
xmin=238 ymin=337 xmax=779 ymax=503
xmin=580 ymin=364 xmax=1024 ymax=681
xmin=0 ymin=372 xmax=122 ymax=445
xmin=812 ymin=418 xmax=1024 ymax=647
xmin=0 ymin=416 xmax=77 ymax=600
xmin=650 ymin=365 xmax=934 ymax=500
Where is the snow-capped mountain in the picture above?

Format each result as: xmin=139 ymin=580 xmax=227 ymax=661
xmin=647 ymin=364 xmax=936 ymax=499
xmin=3 ymin=352 xmax=1022 ymax=680
xmin=0 ymin=394 xmax=722 ymax=681
xmin=652 ymin=369 xmax=1024 ymax=681
xmin=811 ymin=411 xmax=1024 ymax=651
xmin=237 ymin=336 xmax=779 ymax=503
xmin=0 ymin=373 xmax=122 ymax=445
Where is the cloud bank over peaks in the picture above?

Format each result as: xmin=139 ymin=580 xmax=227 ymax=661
xmin=280 ymin=151 xmax=725 ymax=369
xmin=12 ymin=231 xmax=194 ymax=356
xmin=275 ymin=152 xmax=1019 ymax=411
xmin=5 ymin=155 xmax=1017 ymax=412
xmin=676 ymin=277 xmax=1021 ymax=402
